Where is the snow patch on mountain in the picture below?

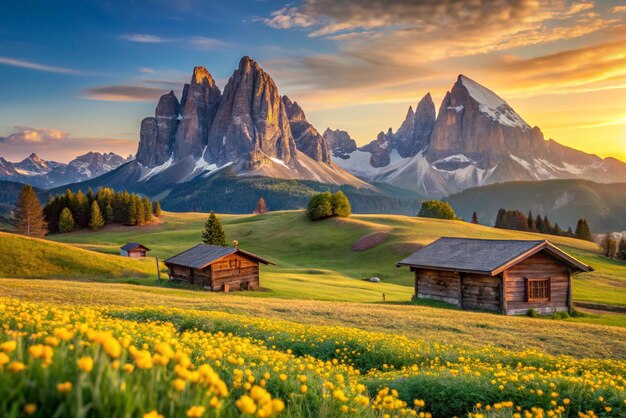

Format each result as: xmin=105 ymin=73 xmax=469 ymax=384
xmin=459 ymin=75 xmax=530 ymax=130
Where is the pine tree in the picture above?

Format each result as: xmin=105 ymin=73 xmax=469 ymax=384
xmin=128 ymin=197 xmax=137 ymax=226
xmin=13 ymin=184 xmax=48 ymax=237
xmin=58 ymin=207 xmax=76 ymax=233
xmin=617 ymin=237 xmax=626 ymax=261
xmin=201 ymin=212 xmax=227 ymax=246
xmin=255 ymin=197 xmax=268 ymax=215
xmin=143 ymin=197 xmax=153 ymax=222
xmin=471 ymin=211 xmax=479 ymax=224
xmin=88 ymin=201 xmax=105 ymax=230
xmin=575 ymin=218 xmax=592 ymax=241
xmin=105 ymin=203 xmax=114 ymax=224
xmin=153 ymin=201 xmax=162 ymax=217
xmin=536 ymin=215 xmax=545 ymax=233
xmin=330 ymin=191 xmax=351 ymax=218
xmin=600 ymin=233 xmax=617 ymax=258
xmin=527 ymin=211 xmax=535 ymax=231
xmin=135 ymin=195 xmax=145 ymax=225
xmin=543 ymin=216 xmax=552 ymax=234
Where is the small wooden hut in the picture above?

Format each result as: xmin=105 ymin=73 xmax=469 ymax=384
xmin=164 ymin=244 xmax=274 ymax=291
xmin=397 ymin=238 xmax=592 ymax=315
xmin=120 ymin=242 xmax=150 ymax=258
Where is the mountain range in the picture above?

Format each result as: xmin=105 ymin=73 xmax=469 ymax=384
xmin=329 ymin=75 xmax=626 ymax=197
xmin=0 ymin=152 xmax=130 ymax=188
xmin=9 ymin=55 xmax=626 ymax=228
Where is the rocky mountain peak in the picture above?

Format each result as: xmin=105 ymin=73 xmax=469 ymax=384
xmin=192 ymin=66 xmax=215 ymax=86
xmin=324 ymin=128 xmax=357 ymax=160
xmin=155 ymin=91 xmax=180 ymax=118
xmin=206 ymin=56 xmax=296 ymax=166
xmin=392 ymin=93 xmax=436 ymax=158
xmin=282 ymin=95 xmax=331 ymax=164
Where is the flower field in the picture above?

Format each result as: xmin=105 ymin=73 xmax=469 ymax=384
xmin=0 ymin=297 xmax=624 ymax=418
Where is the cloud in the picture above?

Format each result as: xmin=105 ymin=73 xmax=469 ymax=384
xmin=81 ymin=85 xmax=169 ymax=102
xmin=0 ymin=126 xmax=137 ymax=163
xmin=0 ymin=126 xmax=69 ymax=144
xmin=261 ymin=7 xmax=319 ymax=29
xmin=119 ymin=33 xmax=170 ymax=43
xmin=0 ymin=56 xmax=84 ymax=75
xmin=119 ymin=33 xmax=229 ymax=50
xmin=612 ymin=5 xmax=626 ymax=13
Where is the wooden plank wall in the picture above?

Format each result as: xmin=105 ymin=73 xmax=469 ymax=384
xmin=210 ymin=253 xmax=259 ymax=291
xmin=504 ymin=252 xmax=569 ymax=315
xmin=415 ymin=269 xmax=461 ymax=305
xmin=461 ymin=274 xmax=501 ymax=311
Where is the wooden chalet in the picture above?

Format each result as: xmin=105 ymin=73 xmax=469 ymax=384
xmin=120 ymin=242 xmax=150 ymax=258
xmin=164 ymin=244 xmax=274 ymax=292
xmin=397 ymin=238 xmax=592 ymax=315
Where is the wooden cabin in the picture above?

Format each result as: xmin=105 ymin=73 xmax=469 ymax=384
xmin=120 ymin=242 xmax=150 ymax=258
xmin=164 ymin=244 xmax=274 ymax=291
xmin=397 ymin=238 xmax=592 ymax=315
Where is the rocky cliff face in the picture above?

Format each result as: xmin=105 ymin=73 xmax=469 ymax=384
xmin=323 ymin=128 xmax=357 ymax=159
xmin=137 ymin=91 xmax=180 ymax=166
xmin=331 ymin=74 xmax=626 ymax=197
xmin=282 ymin=96 xmax=331 ymax=164
xmin=393 ymin=93 xmax=436 ymax=158
xmin=206 ymin=57 xmax=296 ymax=167
xmin=175 ymin=66 xmax=222 ymax=159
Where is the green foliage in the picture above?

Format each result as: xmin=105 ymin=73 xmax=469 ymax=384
xmin=13 ymin=184 xmax=47 ymax=238
xmin=618 ymin=237 xmax=626 ymax=261
xmin=330 ymin=191 xmax=351 ymax=218
xmin=306 ymin=192 xmax=333 ymax=221
xmin=494 ymin=208 xmax=578 ymax=239
xmin=527 ymin=308 xmax=539 ymax=318
xmin=58 ymin=207 xmax=76 ymax=233
xmin=201 ymin=212 xmax=227 ymax=246
xmin=575 ymin=218 xmax=592 ymax=241
xmin=88 ymin=201 xmax=105 ymax=231
xmin=418 ymin=200 xmax=456 ymax=220
xmin=45 ymin=187 xmax=155 ymax=233
xmin=153 ymin=201 xmax=162 ymax=217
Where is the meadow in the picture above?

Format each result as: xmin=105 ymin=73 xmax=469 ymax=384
xmin=2 ymin=211 xmax=626 ymax=417
xmin=48 ymin=211 xmax=626 ymax=307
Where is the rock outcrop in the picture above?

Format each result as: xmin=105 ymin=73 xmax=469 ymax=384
xmin=323 ymin=128 xmax=357 ymax=159
xmin=207 ymin=57 xmax=296 ymax=167
xmin=282 ymin=96 xmax=331 ymax=164
xmin=136 ymin=91 xmax=180 ymax=166
xmin=360 ymin=128 xmax=393 ymax=168
xmin=392 ymin=93 xmax=436 ymax=158
xmin=174 ymin=66 xmax=221 ymax=159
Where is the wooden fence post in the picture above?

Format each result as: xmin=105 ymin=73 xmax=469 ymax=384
xmin=156 ymin=256 xmax=161 ymax=286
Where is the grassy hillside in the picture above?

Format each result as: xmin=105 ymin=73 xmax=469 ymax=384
xmin=48 ymin=211 xmax=626 ymax=306
xmin=0 ymin=231 xmax=156 ymax=280
xmin=447 ymin=178 xmax=626 ymax=231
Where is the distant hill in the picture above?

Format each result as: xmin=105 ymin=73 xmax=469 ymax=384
xmin=0 ymin=231 xmax=155 ymax=280
xmin=446 ymin=179 xmax=626 ymax=232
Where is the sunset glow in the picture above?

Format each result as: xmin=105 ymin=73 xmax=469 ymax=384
xmin=0 ymin=0 xmax=625 ymax=162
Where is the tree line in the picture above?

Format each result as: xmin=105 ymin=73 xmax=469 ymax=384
xmin=494 ymin=209 xmax=592 ymax=241
xmin=600 ymin=233 xmax=626 ymax=261
xmin=44 ymin=187 xmax=161 ymax=233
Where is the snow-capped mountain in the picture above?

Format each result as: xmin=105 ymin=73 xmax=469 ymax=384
xmin=0 ymin=152 xmax=130 ymax=188
xmin=331 ymin=75 xmax=626 ymax=197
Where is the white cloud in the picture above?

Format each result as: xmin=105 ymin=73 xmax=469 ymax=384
xmin=0 ymin=56 xmax=84 ymax=75
xmin=119 ymin=33 xmax=170 ymax=43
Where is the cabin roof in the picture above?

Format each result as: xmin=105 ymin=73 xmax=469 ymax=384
xmin=396 ymin=237 xmax=592 ymax=275
xmin=120 ymin=242 xmax=150 ymax=252
xmin=164 ymin=244 xmax=275 ymax=269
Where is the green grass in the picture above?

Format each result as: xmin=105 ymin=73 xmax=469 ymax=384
xmin=48 ymin=211 xmax=626 ymax=307
xmin=0 ymin=231 xmax=157 ymax=281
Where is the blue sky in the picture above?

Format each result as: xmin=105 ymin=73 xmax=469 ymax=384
xmin=1 ymin=0 xmax=625 ymax=162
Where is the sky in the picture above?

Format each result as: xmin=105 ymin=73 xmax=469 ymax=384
xmin=0 ymin=0 xmax=625 ymax=163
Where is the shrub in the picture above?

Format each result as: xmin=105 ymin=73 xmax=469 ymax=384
xmin=306 ymin=192 xmax=333 ymax=221
xmin=527 ymin=308 xmax=539 ymax=318
xmin=330 ymin=191 xmax=351 ymax=218
xmin=417 ymin=200 xmax=456 ymax=220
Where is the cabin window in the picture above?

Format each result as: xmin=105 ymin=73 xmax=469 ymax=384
xmin=526 ymin=278 xmax=550 ymax=302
